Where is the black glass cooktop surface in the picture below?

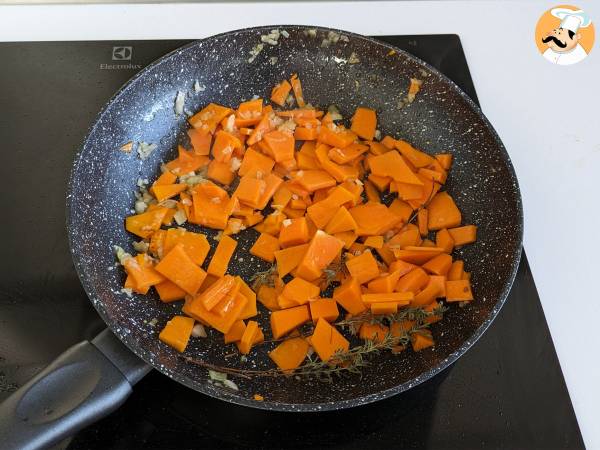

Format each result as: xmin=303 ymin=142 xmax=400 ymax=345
xmin=0 ymin=34 xmax=583 ymax=449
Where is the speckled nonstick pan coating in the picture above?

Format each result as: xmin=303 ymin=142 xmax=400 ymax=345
xmin=67 ymin=25 xmax=523 ymax=411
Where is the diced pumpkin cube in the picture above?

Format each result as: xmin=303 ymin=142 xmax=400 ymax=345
xmin=278 ymin=217 xmax=310 ymax=248
xmin=250 ymin=232 xmax=280 ymax=263
xmin=359 ymin=323 xmax=389 ymax=343
xmin=207 ymin=235 xmax=237 ymax=277
xmin=333 ymin=277 xmax=366 ymax=315
xmin=309 ymin=298 xmax=339 ymax=323
xmin=445 ymin=279 xmax=474 ymax=302
xmin=269 ymin=337 xmax=309 ymax=372
xmin=155 ymin=244 xmax=207 ymax=295
xmin=310 ymin=318 xmax=349 ymax=362
xmin=159 ymin=316 xmax=195 ymax=353
xmin=270 ymin=305 xmax=311 ymax=339
xmin=345 ymin=250 xmax=379 ymax=284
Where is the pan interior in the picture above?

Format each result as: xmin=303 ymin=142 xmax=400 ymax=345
xmin=68 ymin=26 xmax=522 ymax=411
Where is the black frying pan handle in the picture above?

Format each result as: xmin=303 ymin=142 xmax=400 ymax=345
xmin=0 ymin=329 xmax=150 ymax=450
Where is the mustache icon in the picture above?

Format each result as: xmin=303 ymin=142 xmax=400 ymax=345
xmin=542 ymin=35 xmax=568 ymax=48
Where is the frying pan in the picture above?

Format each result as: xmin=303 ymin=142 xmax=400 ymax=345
xmin=0 ymin=25 xmax=522 ymax=449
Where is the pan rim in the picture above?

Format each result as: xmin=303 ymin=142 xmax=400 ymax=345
xmin=67 ymin=24 xmax=523 ymax=412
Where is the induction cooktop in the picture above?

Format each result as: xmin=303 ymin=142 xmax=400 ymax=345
xmin=0 ymin=34 xmax=584 ymax=449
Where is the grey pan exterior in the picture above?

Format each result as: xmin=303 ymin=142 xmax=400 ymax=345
xmin=67 ymin=25 xmax=523 ymax=412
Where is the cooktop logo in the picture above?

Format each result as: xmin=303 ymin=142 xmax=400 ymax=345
xmin=112 ymin=46 xmax=132 ymax=60
xmin=100 ymin=46 xmax=142 ymax=70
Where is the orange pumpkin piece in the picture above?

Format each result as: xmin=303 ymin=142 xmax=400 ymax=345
xmin=163 ymin=228 xmax=210 ymax=265
xmin=236 ymin=321 xmax=262 ymax=355
xmin=271 ymin=80 xmax=292 ymax=106
xmin=307 ymin=185 xmax=355 ymax=228
xmin=196 ymin=274 xmax=236 ymax=311
xmin=396 ymin=267 xmax=430 ymax=293
xmin=269 ymin=337 xmax=309 ymax=372
xmin=407 ymin=173 xmax=441 ymax=210
xmin=309 ymin=298 xmax=339 ymax=323
xmin=224 ymin=319 xmax=246 ymax=344
xmin=428 ymin=275 xmax=447 ymax=298
xmin=422 ymin=253 xmax=453 ymax=276
xmin=390 ymin=320 xmax=415 ymax=338
xmin=250 ymin=232 xmax=280 ymax=263
xmin=295 ymin=127 xmax=318 ymax=141
xmin=427 ymin=192 xmax=462 ymax=231
xmin=295 ymin=230 xmax=344 ymax=281
xmin=349 ymin=203 xmax=403 ymax=236
xmin=247 ymin=109 xmax=275 ymax=146
xmin=270 ymin=304 xmax=311 ymax=339
xmin=411 ymin=330 xmax=434 ymax=351
xmin=279 ymin=217 xmax=310 ymax=248
xmin=235 ymin=98 xmax=263 ymax=127
xmin=350 ymin=107 xmax=377 ymax=140
xmin=436 ymin=228 xmax=455 ymax=253
xmin=448 ymin=225 xmax=477 ymax=246
xmin=371 ymin=302 xmax=399 ymax=315
xmin=238 ymin=147 xmax=275 ymax=178
xmin=289 ymin=74 xmax=306 ymax=107
xmin=234 ymin=175 xmax=265 ymax=207
xmin=367 ymin=270 xmax=403 ymax=293
xmin=257 ymin=285 xmax=280 ymax=311
xmin=368 ymin=173 xmax=391 ymax=191
xmin=237 ymin=276 xmax=258 ymax=320
xmin=393 ymin=246 xmax=445 ymax=265
xmin=324 ymin=206 xmax=357 ymax=234
xmin=188 ymin=103 xmax=232 ymax=133
xmin=207 ymin=235 xmax=238 ymax=277
xmin=318 ymin=124 xmax=357 ymax=149
xmin=310 ymin=318 xmax=350 ymax=362
xmin=435 ymin=153 xmax=453 ymax=170
xmin=380 ymin=135 xmax=397 ymax=149
xmin=122 ymin=254 xmax=164 ymax=292
xmin=274 ymin=243 xmax=309 ymax=278
xmin=388 ymin=199 xmax=414 ymax=223
xmin=362 ymin=292 xmax=413 ymax=304
xmin=314 ymin=143 xmax=359 ymax=182
xmin=155 ymin=244 xmax=207 ymax=295
xmin=211 ymin=130 xmax=241 ymax=163
xmin=152 ymin=170 xmax=177 ymax=187
xmin=263 ymin=130 xmax=295 ymax=162
xmin=364 ymin=180 xmax=381 ymax=203
xmin=328 ymin=142 xmax=369 ymax=165
xmin=424 ymin=301 xmax=443 ymax=324
xmin=363 ymin=236 xmax=384 ymax=249
xmin=345 ymin=250 xmax=380 ymax=284
xmin=125 ymin=207 xmax=168 ymax=239
xmin=183 ymin=291 xmax=247 ymax=334
xmin=368 ymin=140 xmax=390 ymax=155
xmin=446 ymin=279 xmax=474 ymax=302
xmin=155 ymin=280 xmax=187 ymax=303
xmin=369 ymin=150 xmax=423 ymax=185
xmin=207 ymin=159 xmax=236 ymax=185
xmin=166 ymin=146 xmax=210 ymax=175
xmin=281 ymin=277 xmax=320 ymax=305
xmin=388 ymin=259 xmax=417 ymax=277
xmin=159 ymin=316 xmax=195 ymax=353
xmin=387 ymin=224 xmax=422 ymax=250
xmin=333 ymin=277 xmax=366 ymax=315
xmin=394 ymin=140 xmax=434 ymax=168
xmin=187 ymin=128 xmax=212 ymax=155
xmin=412 ymin=278 xmax=441 ymax=307
xmin=148 ymin=229 xmax=167 ymax=258
xmin=295 ymin=170 xmax=336 ymax=192
xmin=254 ymin=173 xmax=284 ymax=210
xmin=417 ymin=209 xmax=429 ymax=237
xmin=334 ymin=231 xmax=358 ymax=250
xmin=359 ymin=323 xmax=389 ymax=343
xmin=447 ymin=260 xmax=464 ymax=281
xmin=394 ymin=181 xmax=423 ymax=201
xmin=191 ymin=183 xmax=232 ymax=230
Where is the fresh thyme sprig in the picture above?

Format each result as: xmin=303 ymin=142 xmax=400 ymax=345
xmin=182 ymin=305 xmax=448 ymax=382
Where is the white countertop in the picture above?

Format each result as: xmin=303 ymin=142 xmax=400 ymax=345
xmin=1 ymin=0 xmax=599 ymax=446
